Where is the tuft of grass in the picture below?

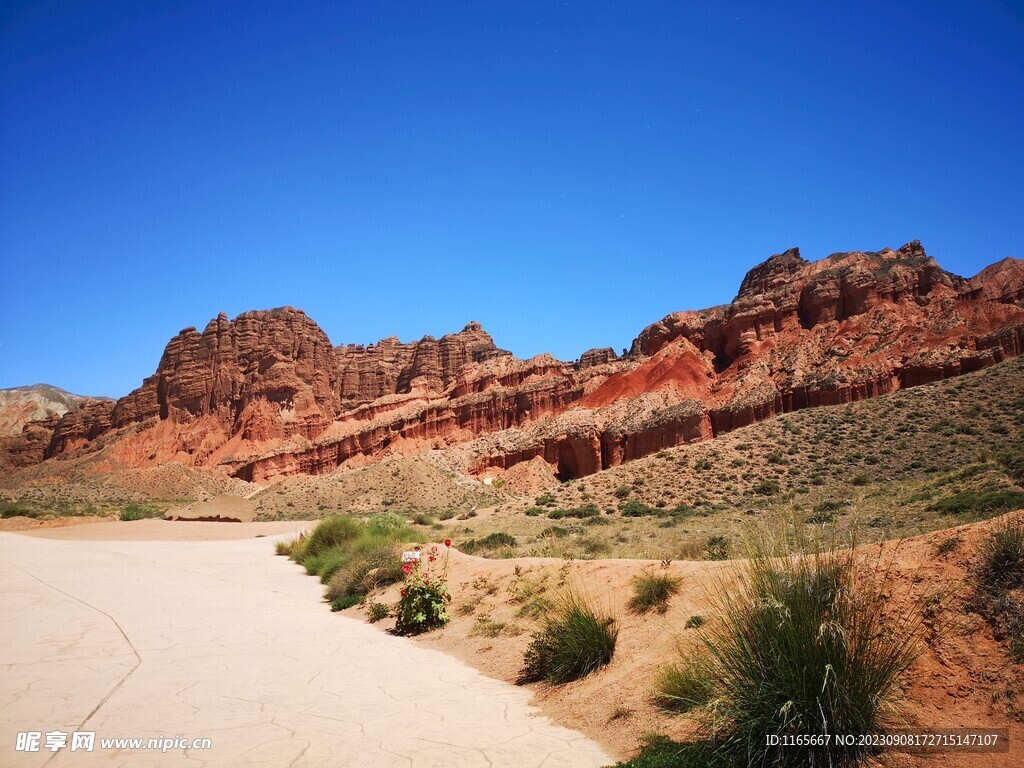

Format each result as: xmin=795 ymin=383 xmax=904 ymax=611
xmin=628 ymin=571 xmax=681 ymax=614
xmin=518 ymin=592 xmax=617 ymax=684
xmin=667 ymin=538 xmax=927 ymax=767
xmin=968 ymin=517 xmax=1024 ymax=663
xmin=655 ymin=661 xmax=713 ymax=713
xmin=366 ymin=602 xmax=389 ymax=623
xmin=684 ymin=614 xmax=706 ymax=630
xmin=978 ymin=517 xmax=1024 ymax=592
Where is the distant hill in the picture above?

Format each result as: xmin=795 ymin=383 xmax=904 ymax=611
xmin=0 ymin=384 xmax=111 ymax=436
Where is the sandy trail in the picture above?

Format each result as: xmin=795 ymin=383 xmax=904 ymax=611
xmin=0 ymin=528 xmax=612 ymax=767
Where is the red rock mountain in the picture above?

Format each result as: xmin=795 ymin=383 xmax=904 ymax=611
xmin=6 ymin=242 xmax=1023 ymax=483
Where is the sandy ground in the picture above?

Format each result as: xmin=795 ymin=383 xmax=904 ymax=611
xmin=337 ymin=519 xmax=1024 ymax=767
xmin=0 ymin=527 xmax=612 ymax=768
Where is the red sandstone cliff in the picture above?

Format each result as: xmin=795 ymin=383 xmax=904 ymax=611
xmin=9 ymin=242 xmax=1024 ymax=484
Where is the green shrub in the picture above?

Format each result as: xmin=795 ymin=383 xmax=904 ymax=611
xmin=394 ymin=574 xmax=450 ymax=635
xmin=120 ymin=503 xmax=162 ymax=521
xmin=621 ymin=499 xmax=659 ymax=517
xmin=324 ymin=541 xmax=404 ymax=601
xmin=999 ymin=445 xmax=1024 ymax=483
xmin=290 ymin=515 xmax=415 ymax=607
xmin=366 ymin=602 xmax=389 ymax=623
xmin=330 ymin=595 xmax=361 ymax=611
xmin=684 ymin=615 xmax=706 ymax=630
xmin=548 ymin=503 xmax=600 ymax=519
xmin=850 ymin=473 xmax=870 ymax=486
xmin=752 ymin=479 xmax=780 ymax=496
xmin=931 ymin=490 xmax=1024 ymax=517
xmin=614 ymin=485 xmax=632 ymax=499
xmin=293 ymin=515 xmax=362 ymax=560
xmin=655 ymin=661 xmax=713 ymax=713
xmin=703 ymin=536 xmax=729 ymax=560
xmin=978 ymin=518 xmax=1024 ymax=592
xmin=628 ymin=571 xmax=681 ymax=614
xmin=461 ymin=532 xmax=517 ymax=554
xmin=518 ymin=592 xmax=617 ymax=684
xmin=535 ymin=493 xmax=557 ymax=507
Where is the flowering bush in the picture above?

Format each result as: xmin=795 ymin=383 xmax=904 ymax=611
xmin=393 ymin=540 xmax=452 ymax=635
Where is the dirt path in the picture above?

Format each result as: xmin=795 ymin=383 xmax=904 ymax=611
xmin=0 ymin=530 xmax=612 ymax=767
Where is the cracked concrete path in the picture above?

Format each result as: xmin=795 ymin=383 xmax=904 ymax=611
xmin=0 ymin=532 xmax=613 ymax=768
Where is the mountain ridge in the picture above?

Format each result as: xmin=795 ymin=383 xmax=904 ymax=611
xmin=3 ymin=242 xmax=1022 ymax=485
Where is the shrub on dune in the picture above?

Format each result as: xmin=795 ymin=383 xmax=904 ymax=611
xmin=518 ymin=592 xmax=618 ymax=684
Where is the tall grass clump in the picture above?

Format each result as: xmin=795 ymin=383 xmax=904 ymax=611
xmin=666 ymin=533 xmax=927 ymax=767
xmin=969 ymin=516 xmax=1024 ymax=661
xmin=629 ymin=571 xmax=681 ymax=614
xmin=518 ymin=591 xmax=618 ymax=684
xmin=978 ymin=516 xmax=1024 ymax=592
xmin=287 ymin=513 xmax=417 ymax=606
xmin=655 ymin=661 xmax=713 ymax=713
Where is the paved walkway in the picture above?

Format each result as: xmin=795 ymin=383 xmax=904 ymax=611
xmin=0 ymin=532 xmax=613 ymax=767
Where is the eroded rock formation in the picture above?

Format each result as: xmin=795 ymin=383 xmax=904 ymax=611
xmin=9 ymin=242 xmax=1024 ymax=483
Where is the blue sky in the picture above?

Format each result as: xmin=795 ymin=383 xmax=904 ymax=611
xmin=2 ymin=1 xmax=1022 ymax=397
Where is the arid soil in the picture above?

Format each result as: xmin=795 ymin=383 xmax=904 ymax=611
xmin=326 ymin=515 xmax=1024 ymax=767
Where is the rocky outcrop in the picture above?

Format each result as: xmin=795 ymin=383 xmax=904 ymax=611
xmin=13 ymin=241 xmax=1024 ymax=484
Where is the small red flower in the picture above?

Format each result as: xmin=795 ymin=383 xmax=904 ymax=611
xmin=401 ymin=563 xmax=412 ymax=574
xmin=444 ymin=539 xmax=451 ymax=548
xmin=400 ymin=588 xmax=407 ymax=597
xmin=414 ymin=545 xmax=422 ymax=551
xmin=428 ymin=555 xmax=436 ymax=563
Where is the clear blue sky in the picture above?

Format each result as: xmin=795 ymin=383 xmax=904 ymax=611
xmin=2 ymin=1 xmax=1022 ymax=397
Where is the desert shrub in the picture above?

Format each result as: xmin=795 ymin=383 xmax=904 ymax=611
xmin=540 ymin=525 xmax=570 ymax=538
xmin=684 ymin=614 xmax=706 ymax=630
xmin=806 ymin=500 xmax=846 ymax=524
xmin=753 ymin=479 xmax=780 ymax=496
xmin=968 ymin=518 xmax=1024 ymax=663
xmin=535 ymin=493 xmax=557 ymax=507
xmin=931 ymin=490 xmax=1024 ymax=517
xmin=120 ymin=503 xmax=162 ymax=521
xmin=978 ymin=518 xmax=1024 ymax=593
xmin=548 ymin=503 xmax=600 ymax=519
xmin=655 ymin=661 xmax=713 ymax=713
xmin=291 ymin=515 xmax=415 ymax=606
xmin=614 ymin=485 xmax=632 ymax=499
xmin=292 ymin=515 xmax=362 ymax=560
xmin=274 ymin=538 xmax=296 ymax=556
xmin=411 ymin=512 xmax=435 ymax=525
xmin=323 ymin=541 xmax=404 ymax=601
xmin=461 ymin=532 xmax=518 ymax=554
xmin=366 ymin=602 xmax=389 ymax=623
xmin=0 ymin=501 xmax=38 ymax=519
xmin=694 ymin=457 xmax=713 ymax=471
xmin=703 ymin=536 xmax=729 ymax=560
xmin=850 ymin=473 xmax=870 ymax=486
xmin=518 ymin=592 xmax=617 ymax=684
xmin=673 ymin=545 xmax=926 ymax=767
xmin=330 ymin=594 xmax=361 ymax=611
xmin=524 ymin=507 xmax=543 ymax=516
xmin=628 ymin=571 xmax=682 ymax=614
xmin=621 ymin=499 xmax=659 ymax=517
xmin=999 ymin=445 xmax=1024 ymax=483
